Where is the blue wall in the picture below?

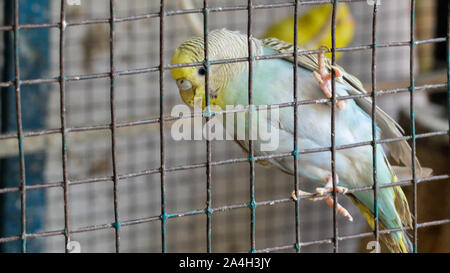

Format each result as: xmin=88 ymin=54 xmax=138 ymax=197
xmin=1 ymin=0 xmax=51 ymax=253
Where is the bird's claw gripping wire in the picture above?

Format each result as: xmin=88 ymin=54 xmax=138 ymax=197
xmin=313 ymin=46 xmax=346 ymax=110
xmin=291 ymin=173 xmax=353 ymax=222
xmin=315 ymin=173 xmax=353 ymax=222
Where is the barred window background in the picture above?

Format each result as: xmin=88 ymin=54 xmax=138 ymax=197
xmin=0 ymin=0 xmax=448 ymax=253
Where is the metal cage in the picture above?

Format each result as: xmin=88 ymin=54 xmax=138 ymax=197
xmin=0 ymin=0 xmax=448 ymax=253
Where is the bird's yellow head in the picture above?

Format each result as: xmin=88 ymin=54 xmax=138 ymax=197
xmin=170 ymin=40 xmax=209 ymax=109
xmin=170 ymin=29 xmax=263 ymax=109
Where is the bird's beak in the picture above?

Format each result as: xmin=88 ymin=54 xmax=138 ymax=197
xmin=193 ymin=91 xmax=205 ymax=109
xmin=178 ymin=83 xmax=218 ymax=110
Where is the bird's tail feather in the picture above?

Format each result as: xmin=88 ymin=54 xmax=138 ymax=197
xmin=347 ymin=194 xmax=413 ymax=253
xmin=391 ymin=230 xmax=413 ymax=253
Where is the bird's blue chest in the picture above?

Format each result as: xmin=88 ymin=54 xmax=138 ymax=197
xmin=222 ymin=57 xmax=294 ymax=106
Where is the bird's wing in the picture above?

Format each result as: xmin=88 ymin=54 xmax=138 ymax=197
xmin=235 ymin=139 xmax=272 ymax=168
xmin=262 ymin=37 xmax=421 ymax=171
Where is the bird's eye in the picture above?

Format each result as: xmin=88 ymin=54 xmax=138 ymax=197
xmin=176 ymin=79 xmax=193 ymax=91
xmin=198 ymin=67 xmax=206 ymax=76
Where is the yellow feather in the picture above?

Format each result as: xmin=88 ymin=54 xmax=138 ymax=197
xmin=263 ymin=3 xmax=355 ymax=60
xmin=346 ymin=158 xmax=412 ymax=253
xmin=347 ymin=193 xmax=410 ymax=253
xmin=170 ymin=49 xmax=197 ymax=81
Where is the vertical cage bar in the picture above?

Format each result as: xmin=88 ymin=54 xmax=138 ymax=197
xmin=202 ymin=0 xmax=213 ymax=253
xmin=370 ymin=1 xmax=379 ymax=251
xmin=330 ymin=0 xmax=339 ymax=253
xmin=292 ymin=0 xmax=301 ymax=253
xmin=59 ymin=0 xmax=70 ymax=253
xmin=247 ymin=0 xmax=256 ymax=253
xmin=409 ymin=0 xmax=418 ymax=252
xmin=109 ymin=0 xmax=121 ymax=253
xmin=159 ymin=0 xmax=167 ymax=253
xmin=12 ymin=0 xmax=27 ymax=253
xmin=447 ymin=6 xmax=450 ymax=154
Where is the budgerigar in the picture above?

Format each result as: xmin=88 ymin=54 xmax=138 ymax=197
xmin=170 ymin=29 xmax=429 ymax=253
xmin=263 ymin=3 xmax=355 ymax=60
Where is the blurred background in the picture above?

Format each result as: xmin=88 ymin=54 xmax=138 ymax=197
xmin=0 ymin=0 xmax=448 ymax=253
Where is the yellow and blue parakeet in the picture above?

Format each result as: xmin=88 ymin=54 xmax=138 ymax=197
xmin=170 ymin=29 xmax=428 ymax=253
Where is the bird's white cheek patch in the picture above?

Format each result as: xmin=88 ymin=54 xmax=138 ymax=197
xmin=177 ymin=79 xmax=193 ymax=91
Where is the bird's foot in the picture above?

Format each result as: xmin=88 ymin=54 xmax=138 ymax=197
xmin=313 ymin=48 xmax=345 ymax=110
xmin=291 ymin=188 xmax=353 ymax=222
xmin=322 ymin=196 xmax=353 ymax=222
xmin=315 ymin=185 xmax=348 ymax=196
xmin=313 ymin=173 xmax=353 ymax=222
xmin=291 ymin=189 xmax=314 ymax=201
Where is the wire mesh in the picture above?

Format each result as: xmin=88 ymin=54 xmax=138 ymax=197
xmin=0 ymin=0 xmax=448 ymax=253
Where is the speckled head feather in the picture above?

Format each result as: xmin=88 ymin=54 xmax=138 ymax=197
xmin=171 ymin=29 xmax=263 ymax=108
